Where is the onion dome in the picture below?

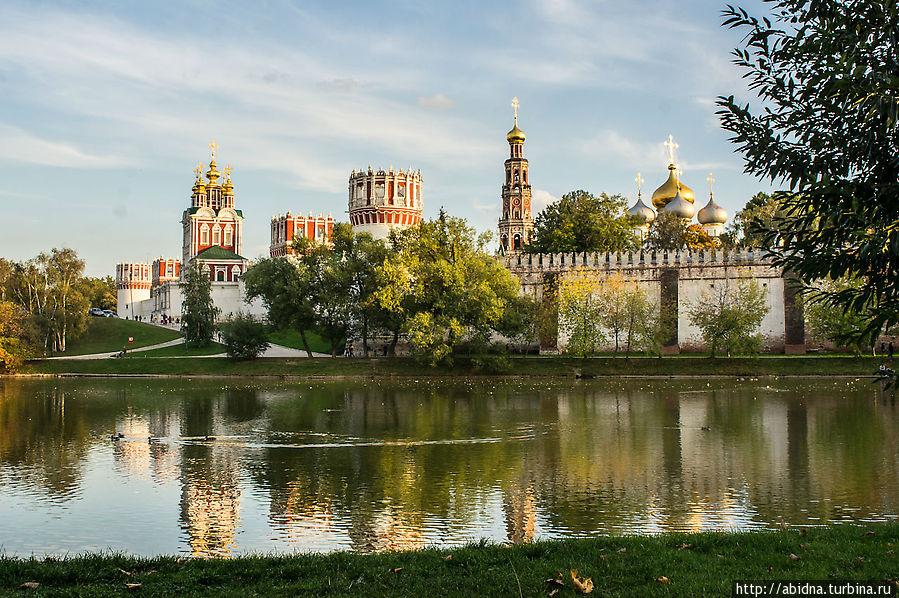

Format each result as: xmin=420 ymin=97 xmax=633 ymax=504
xmin=222 ymin=165 xmax=234 ymax=194
xmin=206 ymin=159 xmax=221 ymax=185
xmin=651 ymin=164 xmax=695 ymax=210
xmin=507 ymin=122 xmax=526 ymax=143
xmin=192 ymin=165 xmax=206 ymax=193
xmin=627 ymin=196 xmax=656 ymax=223
xmin=697 ymin=195 xmax=728 ymax=225
xmin=663 ymin=190 xmax=695 ymax=220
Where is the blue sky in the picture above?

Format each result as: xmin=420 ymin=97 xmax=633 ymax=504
xmin=0 ymin=0 xmax=774 ymax=277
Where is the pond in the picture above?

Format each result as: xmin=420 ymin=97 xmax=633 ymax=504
xmin=0 ymin=377 xmax=896 ymax=557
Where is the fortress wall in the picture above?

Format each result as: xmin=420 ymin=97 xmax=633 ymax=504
xmin=503 ymin=250 xmax=798 ymax=354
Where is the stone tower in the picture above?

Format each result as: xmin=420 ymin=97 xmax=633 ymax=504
xmin=348 ymin=166 xmax=423 ymax=241
xmin=498 ymin=97 xmax=533 ymax=252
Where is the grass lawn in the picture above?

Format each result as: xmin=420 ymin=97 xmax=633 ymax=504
xmin=268 ymin=328 xmax=332 ymax=354
xmin=133 ymin=341 xmax=226 ymax=357
xmin=21 ymin=355 xmax=893 ymax=377
xmin=59 ymin=318 xmax=182 ymax=356
xmin=0 ymin=522 xmax=896 ymax=597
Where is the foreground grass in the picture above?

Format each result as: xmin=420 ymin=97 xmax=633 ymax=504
xmin=1 ymin=523 xmax=896 ymax=597
xmin=20 ymin=355 xmax=893 ymax=378
xmin=60 ymin=319 xmax=181 ymax=356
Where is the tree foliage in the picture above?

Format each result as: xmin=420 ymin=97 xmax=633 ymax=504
xmin=717 ymin=0 xmax=899 ymax=342
xmin=645 ymin=212 xmax=718 ymax=252
xmin=221 ymin=313 xmax=270 ymax=360
xmin=805 ymin=277 xmax=880 ymax=355
xmin=0 ymin=301 xmax=39 ymax=372
xmin=526 ymin=190 xmax=639 ymax=254
xmin=76 ymin=276 xmax=117 ymax=311
xmin=688 ymin=275 xmax=769 ymax=357
xmin=181 ymin=261 xmax=219 ymax=348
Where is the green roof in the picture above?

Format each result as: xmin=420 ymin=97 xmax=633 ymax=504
xmin=194 ymin=246 xmax=245 ymax=261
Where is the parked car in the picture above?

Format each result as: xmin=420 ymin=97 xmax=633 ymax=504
xmin=101 ymin=310 xmax=118 ymax=318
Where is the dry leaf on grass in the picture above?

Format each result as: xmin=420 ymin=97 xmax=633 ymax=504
xmin=617 ymin=547 xmax=626 ymax=553
xmin=599 ymin=555 xmax=606 ymax=561
xmin=798 ymin=529 xmax=807 ymax=537
xmin=548 ymin=590 xmax=559 ymax=597
xmin=19 ymin=582 xmax=40 ymax=590
xmin=570 ymin=569 xmax=594 ymax=594
xmin=789 ymin=553 xmax=802 ymax=561
xmin=865 ymin=531 xmax=876 ymax=536
xmin=656 ymin=576 xmax=670 ymax=585
xmin=391 ymin=568 xmax=403 ymax=573
xmin=545 ymin=578 xmax=564 ymax=587
xmin=799 ymin=544 xmax=807 ymax=551
xmin=676 ymin=543 xmax=692 ymax=550
xmin=119 ymin=569 xmax=132 ymax=576
xmin=444 ymin=555 xmax=452 ymax=561
xmin=124 ymin=583 xmax=142 ymax=589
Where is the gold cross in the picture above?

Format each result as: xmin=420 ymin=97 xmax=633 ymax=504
xmin=664 ymin=134 xmax=678 ymax=164
xmin=208 ymin=139 xmax=218 ymax=158
xmin=707 ymin=172 xmax=715 ymax=196
xmin=194 ymin=164 xmax=203 ymax=178
xmin=224 ymin=164 xmax=232 ymax=179
xmin=634 ymin=172 xmax=644 ymax=193
xmin=511 ymin=97 xmax=520 ymax=122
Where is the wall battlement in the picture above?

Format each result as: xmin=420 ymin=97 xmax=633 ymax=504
xmin=503 ymin=248 xmax=773 ymax=271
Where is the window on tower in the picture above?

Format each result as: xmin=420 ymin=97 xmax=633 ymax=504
xmin=200 ymin=225 xmax=209 ymax=246
xmin=212 ymin=226 xmax=221 ymax=246
xmin=224 ymin=226 xmax=233 ymax=247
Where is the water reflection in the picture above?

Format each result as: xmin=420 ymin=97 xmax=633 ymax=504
xmin=0 ymin=377 xmax=896 ymax=557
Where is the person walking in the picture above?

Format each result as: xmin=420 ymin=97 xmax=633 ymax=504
xmin=889 ymin=341 xmax=894 ymax=359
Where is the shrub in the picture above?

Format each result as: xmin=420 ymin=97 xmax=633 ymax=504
xmin=221 ymin=314 xmax=270 ymax=360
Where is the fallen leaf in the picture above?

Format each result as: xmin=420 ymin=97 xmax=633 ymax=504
xmin=548 ymin=590 xmax=559 ymax=597
xmin=676 ymin=543 xmax=692 ymax=550
xmin=391 ymin=568 xmax=403 ymax=573
xmin=444 ymin=555 xmax=452 ymax=561
xmin=656 ymin=576 xmax=671 ymax=585
xmin=19 ymin=582 xmax=39 ymax=590
xmin=570 ymin=569 xmax=594 ymax=594
xmin=790 ymin=553 xmax=802 ymax=561
xmin=599 ymin=555 xmax=607 ymax=561
xmin=865 ymin=531 xmax=876 ymax=536
xmin=617 ymin=547 xmax=627 ymax=553
xmin=119 ymin=569 xmax=133 ymax=576
xmin=717 ymin=554 xmax=725 ymax=559
xmin=545 ymin=578 xmax=564 ymax=587
xmin=799 ymin=543 xmax=807 ymax=551
xmin=125 ymin=583 xmax=142 ymax=589
xmin=858 ymin=557 xmax=865 ymax=563
xmin=886 ymin=550 xmax=895 ymax=555
xmin=767 ymin=567 xmax=773 ymax=573
xmin=798 ymin=529 xmax=808 ymax=537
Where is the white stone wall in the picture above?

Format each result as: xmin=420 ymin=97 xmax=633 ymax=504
xmin=120 ymin=280 xmax=265 ymax=322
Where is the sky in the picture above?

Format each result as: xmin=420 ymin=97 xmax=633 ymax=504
xmin=0 ymin=0 xmax=776 ymax=277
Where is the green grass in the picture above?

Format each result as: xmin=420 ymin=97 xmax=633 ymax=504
xmin=268 ymin=328 xmax=331 ymax=354
xmin=60 ymin=319 xmax=181 ymax=356
xmin=132 ymin=341 xmax=226 ymax=357
xmin=21 ymin=355 xmax=894 ymax=378
xmin=0 ymin=522 xmax=896 ymax=597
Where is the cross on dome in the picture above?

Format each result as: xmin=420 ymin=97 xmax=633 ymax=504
xmin=635 ymin=172 xmax=644 ymax=194
xmin=208 ymin=139 xmax=218 ymax=159
xmin=707 ymin=172 xmax=715 ymax=197
xmin=511 ymin=97 xmax=520 ymax=123
xmin=664 ymin=134 xmax=679 ymax=165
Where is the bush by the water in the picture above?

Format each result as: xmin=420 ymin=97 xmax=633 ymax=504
xmin=221 ymin=314 xmax=270 ymax=360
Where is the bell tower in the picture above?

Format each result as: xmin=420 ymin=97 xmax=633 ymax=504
xmin=498 ymin=97 xmax=533 ymax=252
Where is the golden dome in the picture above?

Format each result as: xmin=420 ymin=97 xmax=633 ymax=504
xmin=507 ymin=120 xmax=526 ymax=143
xmin=206 ymin=159 xmax=221 ymax=185
xmin=651 ymin=164 xmax=695 ymax=210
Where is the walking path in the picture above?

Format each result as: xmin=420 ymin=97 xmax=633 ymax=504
xmin=45 ymin=339 xmax=330 ymax=360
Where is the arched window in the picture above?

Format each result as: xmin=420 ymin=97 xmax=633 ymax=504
xmin=200 ymin=224 xmax=209 ymax=246
xmin=216 ymin=269 xmax=225 ymax=282
xmin=501 ymin=234 xmax=509 ymax=250
xmin=224 ymin=226 xmax=233 ymax=247
xmin=212 ymin=225 xmax=221 ymax=246
xmin=513 ymin=234 xmax=522 ymax=250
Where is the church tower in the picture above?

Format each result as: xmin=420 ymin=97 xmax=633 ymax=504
xmin=498 ymin=97 xmax=534 ymax=252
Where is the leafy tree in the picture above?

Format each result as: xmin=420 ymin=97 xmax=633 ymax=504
xmin=377 ymin=210 xmax=522 ymax=365
xmin=645 ymin=212 xmax=717 ymax=251
xmin=688 ymin=275 xmax=769 ymax=357
xmin=0 ymin=301 xmax=38 ymax=372
xmin=221 ymin=313 xmax=270 ymax=360
xmin=557 ymin=270 xmax=607 ymax=357
xmin=717 ymin=1 xmax=899 ymax=343
xmin=526 ymin=190 xmax=639 ymax=253
xmin=724 ymin=192 xmax=782 ymax=249
xmin=0 ymin=258 xmax=12 ymax=302
xmin=242 ymin=256 xmax=317 ymax=357
xmin=805 ymin=277 xmax=879 ymax=355
xmin=76 ymin=276 xmax=117 ymax=311
xmin=181 ymin=260 xmax=219 ymax=348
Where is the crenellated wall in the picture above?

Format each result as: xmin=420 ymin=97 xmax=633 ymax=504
xmin=502 ymin=249 xmax=805 ymax=354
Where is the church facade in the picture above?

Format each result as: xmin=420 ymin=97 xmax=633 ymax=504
xmin=116 ymin=144 xmax=263 ymax=321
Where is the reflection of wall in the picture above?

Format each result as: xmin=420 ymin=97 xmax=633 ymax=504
xmin=179 ymin=448 xmax=242 ymax=557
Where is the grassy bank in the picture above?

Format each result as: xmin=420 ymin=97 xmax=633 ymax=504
xmin=60 ymin=319 xmax=181 ymax=356
xmin=20 ymin=355 xmax=892 ymax=377
xmin=267 ymin=328 xmax=330 ymax=354
xmin=133 ymin=341 xmax=226 ymax=357
xmin=1 ymin=523 xmax=896 ymax=597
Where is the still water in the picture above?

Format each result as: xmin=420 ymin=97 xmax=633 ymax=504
xmin=0 ymin=377 xmax=896 ymax=557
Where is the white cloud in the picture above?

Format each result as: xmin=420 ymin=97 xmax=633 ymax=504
xmin=417 ymin=94 xmax=454 ymax=109
xmin=532 ymin=189 xmax=559 ymax=214
xmin=0 ymin=124 xmax=130 ymax=168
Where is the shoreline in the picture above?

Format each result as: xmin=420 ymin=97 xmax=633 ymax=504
xmin=1 ymin=523 xmax=896 ymax=596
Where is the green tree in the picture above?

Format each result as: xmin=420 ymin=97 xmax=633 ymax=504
xmin=805 ymin=277 xmax=879 ymax=355
xmin=557 ymin=270 xmax=606 ymax=357
xmin=0 ymin=301 xmax=38 ymax=372
xmin=688 ymin=275 xmax=769 ymax=357
xmin=645 ymin=212 xmax=717 ymax=251
xmin=181 ymin=261 xmax=219 ymax=348
xmin=377 ymin=210 xmax=522 ymax=365
xmin=221 ymin=313 xmax=270 ymax=360
xmin=76 ymin=276 xmax=117 ymax=311
xmin=242 ymin=256 xmax=317 ymax=357
xmin=717 ymin=1 xmax=899 ymax=342
xmin=724 ymin=192 xmax=781 ymax=249
xmin=526 ymin=190 xmax=639 ymax=253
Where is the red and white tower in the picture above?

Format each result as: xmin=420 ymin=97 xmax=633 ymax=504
xmin=115 ymin=262 xmax=151 ymax=318
xmin=181 ymin=141 xmax=248 ymax=282
xmin=348 ymin=165 xmax=423 ymax=240
xmin=498 ymin=97 xmax=534 ymax=252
